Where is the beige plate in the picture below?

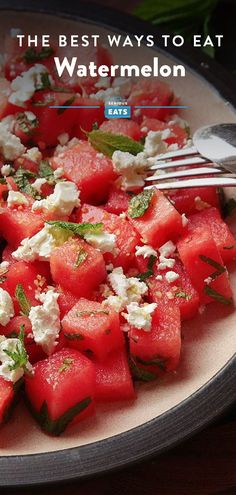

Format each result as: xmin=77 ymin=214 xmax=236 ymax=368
xmin=0 ymin=4 xmax=235 ymax=486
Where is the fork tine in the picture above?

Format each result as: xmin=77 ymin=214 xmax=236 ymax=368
xmin=149 ymin=156 xmax=208 ymax=171
xmin=145 ymin=166 xmax=223 ymax=182
xmin=144 ymin=177 xmax=236 ymax=190
xmin=153 ymin=145 xmax=198 ymax=161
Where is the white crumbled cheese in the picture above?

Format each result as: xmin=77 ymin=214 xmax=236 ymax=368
xmin=112 ymin=150 xmax=148 ymax=191
xmin=53 ymin=167 xmax=64 ymax=179
xmin=103 ymin=295 xmax=124 ymax=313
xmin=94 ymin=76 xmax=111 ymax=89
xmin=0 ymin=115 xmax=15 ymax=132
xmin=57 ymin=133 xmax=69 ymax=146
xmin=159 ymin=240 xmax=176 ymax=258
xmin=24 ymin=110 xmax=37 ymax=121
xmin=144 ymin=131 xmax=168 ymax=157
xmin=29 ymin=289 xmax=60 ymax=355
xmin=0 ymin=335 xmax=32 ymax=383
xmin=0 ymin=122 xmax=25 ymax=160
xmin=135 ymin=245 xmax=157 ymax=259
xmin=22 ymin=147 xmax=42 ymax=163
xmin=112 ymin=77 xmax=132 ymax=97
xmin=0 ymin=288 xmax=14 ymax=326
xmin=108 ymin=266 xmax=148 ymax=310
xmin=12 ymin=224 xmax=57 ymax=262
xmin=168 ymin=114 xmax=189 ymax=129
xmin=7 ymin=190 xmax=29 ymax=208
xmin=122 ymin=302 xmax=157 ymax=331
xmin=9 ymin=64 xmax=54 ymax=106
xmin=181 ymin=213 xmax=188 ymax=227
xmin=158 ymin=256 xmax=176 ymax=271
xmin=156 ymin=275 xmax=163 ymax=281
xmin=54 ymin=137 xmax=80 ymax=156
xmin=165 ymin=271 xmax=180 ymax=283
xmin=1 ymin=164 xmax=12 ymax=176
xmin=141 ymin=126 xmax=148 ymax=133
xmin=204 ymin=276 xmax=212 ymax=285
xmin=84 ymin=231 xmax=117 ymax=254
xmin=31 ymin=178 xmax=47 ymax=193
xmin=32 ymin=181 xmax=80 ymax=216
xmin=0 ymin=261 xmax=9 ymax=270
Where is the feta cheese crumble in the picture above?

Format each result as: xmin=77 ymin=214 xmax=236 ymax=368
xmin=122 ymin=302 xmax=157 ymax=331
xmin=29 ymin=289 xmax=60 ymax=355
xmin=0 ymin=335 xmax=32 ymax=383
xmin=12 ymin=224 xmax=57 ymax=262
xmin=0 ymin=122 xmax=25 ymax=160
xmin=1 ymin=164 xmax=12 ymax=176
xmin=104 ymin=267 xmax=148 ymax=312
xmin=159 ymin=241 xmax=176 ymax=258
xmin=135 ymin=245 xmax=157 ymax=259
xmin=32 ymin=181 xmax=80 ymax=216
xmin=22 ymin=147 xmax=42 ymax=164
xmin=112 ymin=150 xmax=148 ymax=190
xmin=7 ymin=190 xmax=29 ymax=208
xmin=84 ymin=231 xmax=117 ymax=254
xmin=165 ymin=271 xmax=180 ymax=283
xmin=0 ymin=288 xmax=14 ymax=326
xmin=144 ymin=131 xmax=168 ymax=157
xmin=31 ymin=178 xmax=47 ymax=194
xmin=9 ymin=64 xmax=53 ymax=106
xmin=181 ymin=213 xmax=188 ymax=227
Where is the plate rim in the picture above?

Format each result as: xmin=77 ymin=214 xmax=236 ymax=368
xmin=0 ymin=0 xmax=236 ymax=487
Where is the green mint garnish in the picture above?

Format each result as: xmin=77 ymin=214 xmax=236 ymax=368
xmin=57 ymin=95 xmax=76 ymax=115
xmin=204 ymin=286 xmax=233 ymax=305
xmin=199 ymin=254 xmax=226 ymax=281
xmin=15 ymin=284 xmax=31 ymax=316
xmin=128 ymin=189 xmax=154 ymax=219
xmin=3 ymin=325 xmax=29 ymax=373
xmin=47 ymin=221 xmax=103 ymax=238
xmin=22 ymin=47 xmax=54 ymax=64
xmin=88 ymin=130 xmax=143 ymax=157
xmin=74 ymin=248 xmax=88 ymax=268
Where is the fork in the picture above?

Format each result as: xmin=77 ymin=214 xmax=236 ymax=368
xmin=144 ymin=123 xmax=236 ymax=190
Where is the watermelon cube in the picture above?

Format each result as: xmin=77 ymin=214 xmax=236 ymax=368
xmin=50 ymin=238 xmax=106 ymax=298
xmin=0 ymin=204 xmax=44 ymax=247
xmin=177 ymin=226 xmax=233 ymax=305
xmin=189 ymin=207 xmax=236 ymax=264
xmin=129 ymin=304 xmax=181 ymax=380
xmin=167 ymin=187 xmax=220 ymax=216
xmin=51 ymin=141 xmax=116 ymax=203
xmin=62 ymin=298 xmax=123 ymax=361
xmin=128 ymin=189 xmax=184 ymax=248
xmin=0 ymin=377 xmax=14 ymax=426
xmin=78 ymin=204 xmax=140 ymax=270
xmin=94 ymin=347 xmax=136 ymax=402
xmin=25 ymin=348 xmax=95 ymax=435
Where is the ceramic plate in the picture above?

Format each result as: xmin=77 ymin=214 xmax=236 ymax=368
xmin=0 ymin=0 xmax=235 ymax=487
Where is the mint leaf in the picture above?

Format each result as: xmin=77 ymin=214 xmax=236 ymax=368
xmin=57 ymin=95 xmax=76 ymax=115
xmin=14 ymin=167 xmax=39 ymax=198
xmin=129 ymin=357 xmax=156 ymax=382
xmin=3 ymin=325 xmax=29 ymax=373
xmin=136 ymin=254 xmax=157 ymax=282
xmin=64 ymin=333 xmax=84 ymax=341
xmin=39 ymin=160 xmax=56 ymax=185
xmin=47 ymin=221 xmax=103 ymax=237
xmin=88 ymin=130 xmax=143 ymax=157
xmin=204 ymin=286 xmax=233 ymax=305
xmin=128 ymin=189 xmax=153 ymax=219
xmin=58 ymin=358 xmax=74 ymax=373
xmin=136 ymin=355 xmax=168 ymax=372
xmin=15 ymin=284 xmax=31 ymax=316
xmin=22 ymin=47 xmax=54 ymax=64
xmin=28 ymin=397 xmax=92 ymax=435
xmin=74 ymin=248 xmax=88 ymax=268
xmin=199 ymin=255 xmax=226 ymax=280
xmin=175 ymin=289 xmax=192 ymax=301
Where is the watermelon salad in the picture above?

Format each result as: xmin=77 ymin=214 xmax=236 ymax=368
xmin=0 ymin=33 xmax=235 ymax=436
